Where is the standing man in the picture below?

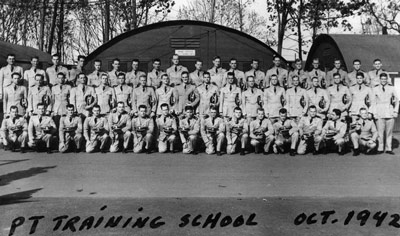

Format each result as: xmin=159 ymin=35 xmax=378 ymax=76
xmin=109 ymin=102 xmax=131 ymax=153
xmin=263 ymin=74 xmax=285 ymax=121
xmin=28 ymin=74 xmax=52 ymax=116
xmin=265 ymin=55 xmax=288 ymax=87
xmin=51 ymin=72 xmax=72 ymax=127
xmin=0 ymin=106 xmax=28 ymax=153
xmin=126 ymin=59 xmax=146 ymax=88
xmin=207 ymin=56 xmax=226 ymax=89
xmin=306 ymin=77 xmax=330 ymax=119
xmin=272 ymin=108 xmax=299 ymax=156
xmin=307 ymin=58 xmax=326 ymax=88
xmin=349 ymin=72 xmax=373 ymax=122
xmin=46 ymin=54 xmax=69 ymax=86
xmin=347 ymin=59 xmax=370 ymax=86
xmin=108 ymin=58 xmax=122 ymax=87
xmin=321 ymin=109 xmax=347 ymax=155
xmin=368 ymin=59 xmax=388 ymax=87
xmin=3 ymin=73 xmax=28 ymax=117
xmin=94 ymin=73 xmax=115 ymax=115
xmin=174 ymin=71 xmax=200 ymax=117
xmin=147 ymin=58 xmax=164 ymax=89
xmin=326 ymin=59 xmax=349 ymax=87
xmin=70 ymin=73 xmax=96 ymax=119
xmin=200 ymin=105 xmax=225 ymax=155
xmin=114 ymin=73 xmax=133 ymax=113
xmin=131 ymin=75 xmax=157 ymax=118
xmin=220 ymin=72 xmax=241 ymax=119
xmin=132 ymin=105 xmax=154 ymax=153
xmin=156 ymin=103 xmax=178 ymax=153
xmin=155 ymin=74 xmax=178 ymax=115
xmin=371 ymin=73 xmax=398 ymax=154
xmin=69 ymin=55 xmax=86 ymax=85
xmin=87 ymin=60 xmax=104 ymax=87
xmin=179 ymin=105 xmax=200 ymax=154
xmin=0 ymin=54 xmax=23 ymax=98
xmin=196 ymin=72 xmax=219 ymax=117
xmin=59 ymin=104 xmax=83 ymax=153
xmin=297 ymin=105 xmax=323 ymax=155
xmin=245 ymin=59 xmax=266 ymax=89
xmin=166 ymin=54 xmax=188 ymax=87
xmin=249 ymin=108 xmax=275 ymax=154
xmin=189 ymin=60 xmax=204 ymax=87
xmin=84 ymin=105 xmax=110 ymax=153
xmin=350 ymin=107 xmax=378 ymax=156
xmin=24 ymin=56 xmax=46 ymax=88
xmin=223 ymin=58 xmax=245 ymax=87
xmin=28 ymin=103 xmax=56 ymax=153
xmin=225 ymin=107 xmax=248 ymax=155
xmin=327 ymin=73 xmax=352 ymax=119
xmin=288 ymin=59 xmax=310 ymax=89
xmin=285 ymin=75 xmax=308 ymax=121
xmin=242 ymin=75 xmax=263 ymax=121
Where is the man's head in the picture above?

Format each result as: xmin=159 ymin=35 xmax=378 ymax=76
xmin=112 ymin=58 xmax=120 ymax=71
xmin=229 ymin=58 xmax=238 ymax=70
xmin=251 ymin=59 xmax=259 ymax=70
xmin=234 ymin=107 xmax=242 ymax=119
xmin=66 ymin=104 xmax=75 ymax=116
xmin=333 ymin=73 xmax=341 ymax=84
xmin=139 ymin=75 xmax=147 ymax=87
xmin=9 ymin=105 xmax=18 ymax=118
xmin=331 ymin=109 xmax=341 ymax=121
xmin=181 ymin=71 xmax=189 ymax=84
xmin=161 ymin=74 xmax=170 ymax=85
xmin=92 ymin=105 xmax=101 ymax=117
xmin=94 ymin=59 xmax=102 ymax=71
xmin=273 ymin=55 xmax=281 ymax=67
xmin=195 ymin=60 xmax=203 ymax=71
xmin=172 ymin=54 xmax=179 ymax=65
xmin=77 ymin=55 xmax=86 ymax=67
xmin=57 ymin=72 xmax=66 ymax=84
xmin=247 ymin=76 xmax=255 ymax=88
xmin=203 ymin=72 xmax=211 ymax=84
xmin=312 ymin=77 xmax=319 ymax=87
xmin=117 ymin=72 xmax=126 ymax=85
xmin=294 ymin=59 xmax=302 ymax=70
xmin=373 ymin=59 xmax=382 ymax=70
xmin=11 ymin=72 xmax=21 ymax=85
xmin=356 ymin=72 xmax=364 ymax=85
xmin=160 ymin=103 xmax=170 ymax=116
xmin=213 ymin=56 xmax=221 ymax=68
xmin=35 ymin=74 xmax=45 ymax=86
xmin=138 ymin=105 xmax=147 ymax=118
xmin=308 ymin=105 xmax=317 ymax=118
xmin=52 ymin=54 xmax=60 ymax=66
xmin=116 ymin=101 xmax=125 ymax=113
xmin=131 ymin=59 xmax=139 ymax=71
xmin=270 ymin=74 xmax=278 ymax=86
xmin=279 ymin=108 xmax=288 ymax=120
xmin=153 ymin=58 xmax=161 ymax=70
xmin=353 ymin=59 xmax=361 ymax=71
xmin=77 ymin=73 xmax=88 ymax=85
xmin=37 ymin=103 xmax=45 ymax=116
xmin=333 ymin=59 xmax=341 ymax=69
xmin=101 ymin=73 xmax=109 ymax=85
xmin=7 ymin=54 xmax=16 ymax=66
xmin=257 ymin=108 xmax=265 ymax=120
xmin=31 ymin=56 xmax=39 ymax=67
xmin=209 ymin=105 xmax=218 ymax=118
xmin=292 ymin=75 xmax=299 ymax=87
xmin=312 ymin=58 xmax=320 ymax=69
xmin=380 ymin=73 xmax=389 ymax=86
xmin=227 ymin=72 xmax=235 ymax=84
xmin=185 ymin=105 xmax=194 ymax=118
xmin=359 ymin=107 xmax=368 ymax=120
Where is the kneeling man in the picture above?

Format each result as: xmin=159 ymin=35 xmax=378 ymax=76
xmin=273 ymin=108 xmax=299 ymax=156
xmin=350 ymin=107 xmax=378 ymax=155
xmin=28 ymin=103 xmax=56 ymax=153
xmin=0 ymin=106 xmax=28 ymax=152
xmin=59 ymin=104 xmax=83 ymax=153
xmin=109 ymin=101 xmax=132 ymax=153
xmin=132 ymin=105 xmax=155 ymax=153
xmin=226 ymin=107 xmax=248 ymax=155
xmin=84 ymin=105 xmax=110 ymax=153
xmin=179 ymin=105 xmax=200 ymax=154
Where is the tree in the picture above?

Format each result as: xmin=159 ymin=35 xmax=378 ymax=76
xmin=361 ymin=0 xmax=400 ymax=34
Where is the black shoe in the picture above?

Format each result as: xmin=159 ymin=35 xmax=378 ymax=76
xmin=353 ymin=149 xmax=360 ymax=156
xmin=339 ymin=150 xmax=345 ymax=156
xmin=101 ymin=149 xmax=107 ymax=153
xmin=216 ymin=151 xmax=222 ymax=156
xmin=386 ymin=151 xmax=395 ymax=155
xmin=240 ymin=149 xmax=245 ymax=156
xmin=192 ymin=151 xmax=198 ymax=155
xmin=263 ymin=151 xmax=268 ymax=155
xmin=377 ymin=151 xmax=384 ymax=154
xmin=290 ymin=149 xmax=296 ymax=156
xmin=122 ymin=148 xmax=128 ymax=153
xmin=47 ymin=148 xmax=52 ymax=154
xmin=74 ymin=148 xmax=80 ymax=153
xmin=20 ymin=148 xmax=26 ymax=153
xmin=146 ymin=149 xmax=152 ymax=154
xmin=313 ymin=150 xmax=319 ymax=155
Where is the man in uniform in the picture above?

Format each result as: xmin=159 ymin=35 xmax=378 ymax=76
xmin=46 ymin=54 xmax=69 ymax=86
xmin=242 ymin=75 xmax=263 ymax=121
xmin=174 ymin=71 xmax=200 ymax=117
xmin=306 ymin=77 xmax=330 ymax=119
xmin=347 ymin=59 xmax=370 ymax=86
xmin=0 ymin=54 xmax=23 ymax=98
xmin=265 ymin=55 xmax=288 ymax=87
xmin=126 ymin=59 xmax=146 ymax=88
xmin=196 ymin=72 xmax=219 ymax=118
xmin=84 ymin=105 xmax=110 ymax=153
xmin=28 ymin=74 xmax=52 ymax=116
xmin=24 ymin=56 xmax=46 ymax=88
xmin=109 ymin=102 xmax=131 ymax=153
xmin=249 ymin=108 xmax=275 ymax=154
xmin=272 ymin=108 xmax=299 ymax=156
xmin=179 ymin=105 xmax=200 ymax=154
xmin=326 ymin=59 xmax=349 ymax=86
xmin=245 ymin=59 xmax=266 ymax=89
xmin=114 ymin=73 xmax=133 ymax=113
xmin=131 ymin=75 xmax=157 ymax=118
xmin=200 ymin=105 xmax=225 ymax=155
xmin=51 ymin=72 xmax=72 ymax=128
xmin=69 ymin=55 xmax=86 ymax=85
xmin=321 ymin=109 xmax=347 ymax=155
xmin=349 ymin=72 xmax=373 ymax=122
xmin=132 ymin=105 xmax=154 ymax=153
xmin=288 ymin=59 xmax=310 ymax=89
xmin=307 ymin=58 xmax=326 ymax=88
xmin=3 ymin=73 xmax=28 ymax=117
xmin=207 ymin=56 xmax=226 ymax=89
xmin=155 ymin=74 xmax=178 ymax=115
xmin=156 ymin=103 xmax=178 ymax=153
xmin=223 ymin=58 xmax=245 ymax=87
xmin=220 ymin=72 xmax=241 ymax=119
xmin=0 ymin=106 xmax=28 ymax=152
xmin=28 ymin=103 xmax=56 ymax=153
xmin=350 ymin=107 xmax=378 ymax=156
xmin=327 ymin=73 xmax=352 ymax=119
xmin=189 ymin=60 xmax=204 ymax=87
xmin=166 ymin=54 xmax=188 ymax=87
xmin=297 ymin=105 xmax=323 ymax=155
xmin=59 ymin=104 xmax=83 ymax=153
xmin=147 ymin=58 xmax=164 ymax=88
xmin=225 ymin=107 xmax=248 ymax=155
xmin=87 ymin=59 xmax=103 ymax=87
xmin=263 ymin=74 xmax=285 ymax=121
xmin=108 ymin=58 xmax=122 ymax=87
xmin=94 ymin=73 xmax=115 ymax=115
xmin=368 ymin=59 xmax=388 ymax=87
xmin=70 ymin=73 xmax=96 ymax=119
xmin=285 ymin=75 xmax=308 ymax=122
xmin=371 ymin=73 xmax=398 ymax=154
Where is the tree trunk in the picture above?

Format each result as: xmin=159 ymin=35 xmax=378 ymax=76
xmin=210 ymin=0 xmax=216 ymax=22
xmin=238 ymin=0 xmax=244 ymax=31
xmin=39 ymin=0 xmax=47 ymax=51
xmin=132 ymin=0 xmax=137 ymax=29
xmin=104 ymin=0 xmax=110 ymax=42
xmin=57 ymin=0 xmax=64 ymax=56
xmin=47 ymin=0 xmax=59 ymax=54
xmin=297 ymin=0 xmax=303 ymax=61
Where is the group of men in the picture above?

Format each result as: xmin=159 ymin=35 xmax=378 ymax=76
xmin=0 ymin=53 xmax=397 ymax=155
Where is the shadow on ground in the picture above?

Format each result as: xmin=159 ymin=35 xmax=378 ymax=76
xmin=0 ymin=188 xmax=42 ymax=206
xmin=0 ymin=165 xmax=57 ymax=187
xmin=0 ymin=159 xmax=30 ymax=167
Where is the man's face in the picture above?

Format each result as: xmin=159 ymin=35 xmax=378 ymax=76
xmin=94 ymin=61 xmax=101 ymax=71
xmin=248 ymin=77 xmax=255 ymax=88
xmin=373 ymin=60 xmax=382 ymax=70
xmin=380 ymin=76 xmax=388 ymax=86
xmin=182 ymin=73 xmax=189 ymax=84
xmin=162 ymin=76 xmax=169 ymax=85
xmin=312 ymin=60 xmax=319 ymax=69
xmin=101 ymin=75 xmax=108 ymax=85
xmin=78 ymin=75 xmax=87 ymax=85
xmin=161 ymin=106 xmax=169 ymax=116
xmin=153 ymin=61 xmax=161 ymax=70
xmin=203 ymin=74 xmax=211 ymax=84
xmin=172 ymin=55 xmax=179 ymax=65
xmin=195 ymin=61 xmax=202 ymax=71
xmin=213 ymin=58 xmax=221 ymax=67
xmin=31 ymin=58 xmax=39 ymax=67
xmin=132 ymin=61 xmax=139 ymax=70
xmin=234 ymin=109 xmax=242 ymax=119
xmin=333 ymin=75 xmax=341 ymax=84
xmin=330 ymin=112 xmax=338 ymax=121
xmin=7 ymin=56 xmax=15 ymax=65
xmin=139 ymin=108 xmax=146 ymax=118
xmin=334 ymin=60 xmax=341 ymax=69
xmin=186 ymin=109 xmax=194 ymax=119
xmin=308 ymin=108 xmax=317 ymax=118
xmin=67 ymin=107 xmax=74 ymax=116
xmin=251 ymin=61 xmax=259 ymax=70
xmin=117 ymin=103 xmax=124 ymax=113
xmin=52 ymin=56 xmax=60 ymax=66
xmin=257 ymin=110 xmax=264 ymax=120
xmin=279 ymin=112 xmax=287 ymax=121
xmin=229 ymin=60 xmax=237 ymax=69
xmin=77 ymin=57 xmax=85 ymax=67
xmin=271 ymin=76 xmax=278 ymax=86
xmin=118 ymin=76 xmax=125 ymax=85
xmin=273 ymin=58 xmax=281 ymax=67
xmin=312 ymin=78 xmax=319 ymax=87
xmin=295 ymin=61 xmax=302 ymax=70
xmin=58 ymin=75 xmax=66 ymax=84
xmin=227 ymin=75 xmax=235 ymax=84
xmin=209 ymin=109 xmax=217 ymax=118
xmin=139 ymin=76 xmax=147 ymax=86
xmin=292 ymin=77 xmax=299 ymax=87
xmin=37 ymin=105 xmax=45 ymax=116
xmin=10 ymin=109 xmax=17 ymax=118
xmin=36 ymin=76 xmax=44 ymax=86
xmin=356 ymin=75 xmax=364 ymax=85
xmin=93 ymin=107 xmax=100 ymax=117
xmin=353 ymin=61 xmax=361 ymax=71
xmin=360 ymin=109 xmax=368 ymax=119
xmin=12 ymin=75 xmax=19 ymax=85
xmin=112 ymin=60 xmax=120 ymax=70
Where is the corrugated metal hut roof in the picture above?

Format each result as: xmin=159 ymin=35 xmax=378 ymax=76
xmin=0 ymin=41 xmax=52 ymax=67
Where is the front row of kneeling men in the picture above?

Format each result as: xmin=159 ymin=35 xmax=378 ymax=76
xmin=0 ymin=99 xmax=378 ymax=156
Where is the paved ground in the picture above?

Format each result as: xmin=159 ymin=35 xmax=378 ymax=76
xmin=1 ymin=137 xmax=400 ymax=235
